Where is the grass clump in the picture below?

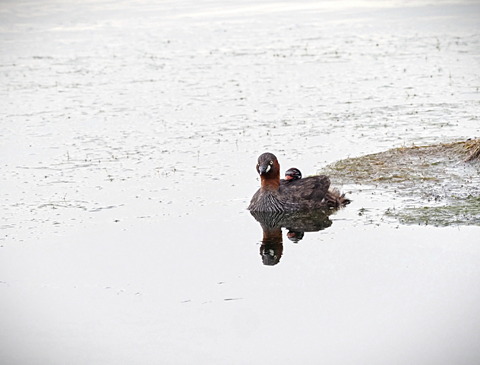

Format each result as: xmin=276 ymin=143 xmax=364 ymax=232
xmin=322 ymin=139 xmax=480 ymax=226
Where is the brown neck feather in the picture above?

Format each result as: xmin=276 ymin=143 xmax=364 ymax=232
xmin=261 ymin=174 xmax=280 ymax=190
xmin=260 ymin=161 xmax=280 ymax=190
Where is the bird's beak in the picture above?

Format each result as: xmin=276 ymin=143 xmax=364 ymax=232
xmin=258 ymin=164 xmax=271 ymax=175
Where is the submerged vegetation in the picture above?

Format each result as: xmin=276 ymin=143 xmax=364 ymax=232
xmin=323 ymin=139 xmax=480 ymax=226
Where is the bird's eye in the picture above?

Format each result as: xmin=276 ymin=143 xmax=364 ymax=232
xmin=269 ymin=161 xmax=273 ymax=165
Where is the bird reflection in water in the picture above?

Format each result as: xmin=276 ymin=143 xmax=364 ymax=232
xmin=250 ymin=209 xmax=334 ymax=266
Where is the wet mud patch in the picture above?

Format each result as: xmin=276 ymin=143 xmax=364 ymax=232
xmin=322 ymin=139 xmax=480 ymax=226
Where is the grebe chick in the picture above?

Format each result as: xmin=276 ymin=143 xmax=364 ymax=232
xmin=285 ymin=167 xmax=302 ymax=181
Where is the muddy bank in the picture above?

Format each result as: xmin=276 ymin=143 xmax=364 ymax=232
xmin=323 ymin=139 xmax=480 ymax=226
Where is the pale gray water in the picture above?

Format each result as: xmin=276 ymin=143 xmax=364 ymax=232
xmin=1 ymin=1 xmax=480 ymax=364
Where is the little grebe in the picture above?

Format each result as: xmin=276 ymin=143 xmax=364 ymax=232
xmin=248 ymin=152 xmax=350 ymax=212
xmin=285 ymin=167 xmax=302 ymax=181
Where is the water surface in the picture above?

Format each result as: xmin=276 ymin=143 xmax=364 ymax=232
xmin=1 ymin=1 xmax=480 ymax=364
